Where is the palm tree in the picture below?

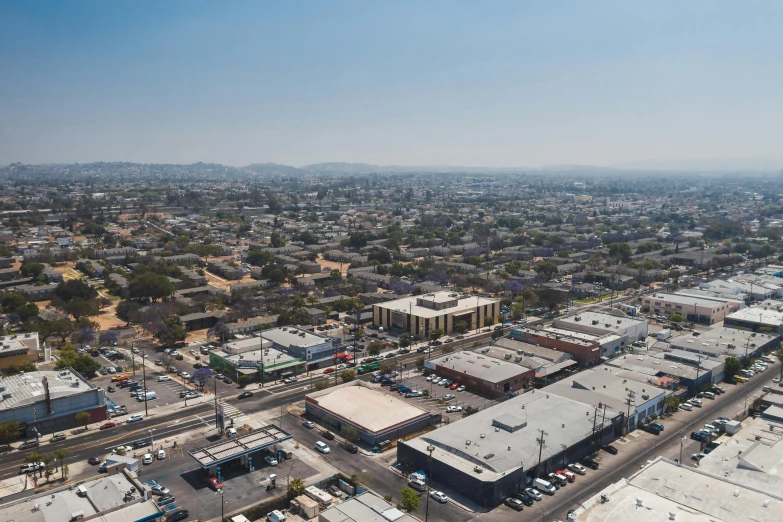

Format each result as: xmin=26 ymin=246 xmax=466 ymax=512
xmin=40 ymin=454 xmax=53 ymax=479
xmin=288 ymin=477 xmax=306 ymax=498
xmin=290 ymin=296 xmax=306 ymax=312
xmin=54 ymin=448 xmax=70 ymax=474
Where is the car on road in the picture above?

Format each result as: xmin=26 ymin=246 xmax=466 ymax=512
xmin=283 ymin=377 xmax=298 ymax=383
xmin=568 ymin=463 xmax=588 ymax=475
xmin=50 ymin=433 xmax=67 ymax=443
xmin=206 ymin=477 xmax=223 ymax=489
xmin=126 ymin=414 xmax=144 ymax=423
xmin=99 ymin=421 xmax=117 ymax=430
xmin=157 ymin=449 xmax=166 ymax=460
xmin=264 ymin=455 xmax=278 ymax=466
xmin=238 ymin=391 xmax=254 ymax=399
xmin=321 ymin=430 xmax=335 ymax=440
xmin=142 ymin=454 xmax=153 ymax=464
xmin=315 ymin=441 xmax=330 ymax=454
xmin=504 ymin=497 xmax=524 ymax=511
xmin=446 ymin=405 xmax=463 ymax=413
xmin=88 ymin=456 xmax=101 ymax=465
xmin=165 ymin=510 xmax=188 ymax=522
xmin=323 ymin=367 xmax=335 ymax=374
xmin=113 ymin=445 xmax=133 ymax=454
xmin=343 ymin=442 xmax=359 ymax=453
xmin=157 ymin=496 xmax=176 ymax=506
xmin=601 ymin=445 xmax=619 ymax=455
xmin=223 ymin=377 xmax=233 ymax=384
xmin=443 ymin=394 xmax=455 ymax=400
xmin=302 ymin=420 xmax=315 ymax=429
xmin=775 ymin=378 xmax=781 ymax=384
xmin=107 ymin=385 xmax=116 ymax=392
xmin=524 ymin=488 xmax=542 ymax=501
xmin=184 ymin=392 xmax=200 ymax=399
xmin=430 ymin=491 xmax=449 ymax=503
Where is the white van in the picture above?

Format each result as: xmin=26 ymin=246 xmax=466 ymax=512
xmin=137 ymin=391 xmax=157 ymax=402
xmin=408 ymin=479 xmax=427 ymax=492
xmin=533 ymin=477 xmax=556 ymax=495
xmin=315 ymin=441 xmax=330 ymax=454
xmin=701 ymin=391 xmax=715 ymax=400
xmin=267 ymin=510 xmax=287 ymax=522
xmin=157 ymin=376 xmax=171 ymax=382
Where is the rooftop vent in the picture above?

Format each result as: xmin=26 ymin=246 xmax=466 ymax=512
xmin=636 ymin=498 xmax=643 ymax=507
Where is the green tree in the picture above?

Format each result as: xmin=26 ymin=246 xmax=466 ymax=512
xmin=399 ymin=333 xmax=411 ymax=348
xmin=341 ymin=425 xmax=358 ymax=442
xmin=367 ymin=341 xmax=382 ymax=356
xmin=430 ymin=329 xmax=444 ymax=341
xmin=154 ymin=320 xmax=186 ymax=346
xmin=400 ymin=487 xmax=420 ymax=512
xmin=415 ymin=356 xmax=425 ymax=367
xmin=130 ymin=272 xmax=175 ymax=301
xmin=340 ymin=369 xmax=356 ymax=383
xmin=669 ymin=313 xmax=684 ymax=323
xmin=315 ymin=380 xmax=330 ymax=391
xmin=454 ymin=320 xmax=468 ymax=334
xmin=0 ymin=420 xmax=20 ymax=445
xmin=75 ymin=411 xmax=91 ymax=429
xmin=237 ymin=374 xmax=250 ymax=387
xmin=63 ymin=298 xmax=100 ymax=321
xmin=533 ymin=261 xmax=559 ymax=281
xmin=56 ymin=279 xmax=98 ymax=301
xmin=288 ymin=477 xmax=306 ymax=498
xmin=270 ymin=231 xmax=286 ymax=248
xmin=20 ymin=262 xmax=45 ymax=278
xmin=247 ymin=249 xmax=275 ymax=267
xmin=608 ymin=242 xmax=633 ymax=263
xmin=55 ymin=352 xmax=102 ymax=377
xmin=116 ymin=300 xmax=142 ymax=325
xmin=724 ymin=357 xmax=742 ymax=381
xmin=53 ymin=448 xmax=70 ymax=473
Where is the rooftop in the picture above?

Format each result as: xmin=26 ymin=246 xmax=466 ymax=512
xmin=306 ymin=383 xmax=430 ymax=433
xmin=427 ymin=351 xmax=532 ymax=383
xmin=188 ymin=425 xmax=291 ymax=467
xmin=726 ymin=305 xmax=783 ymax=326
xmin=374 ymin=291 xmax=496 ymax=319
xmin=644 ymin=292 xmax=732 ymax=308
xmin=555 ymin=310 xmax=647 ymax=331
xmin=319 ymin=491 xmax=420 ymax=522
xmin=668 ymin=327 xmax=777 ymax=356
xmin=0 ymin=369 xmax=94 ymax=411
xmin=403 ymin=391 xmax=619 ymax=478
xmin=261 ymin=326 xmax=330 ymax=349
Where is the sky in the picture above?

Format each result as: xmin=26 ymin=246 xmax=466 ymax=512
xmin=1 ymin=1 xmax=782 ymax=169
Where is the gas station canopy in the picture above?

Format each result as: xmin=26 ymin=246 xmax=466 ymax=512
xmin=187 ymin=425 xmax=292 ymax=468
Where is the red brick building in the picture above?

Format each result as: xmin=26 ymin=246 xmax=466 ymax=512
xmin=424 ymin=351 xmax=535 ymax=398
xmin=509 ymin=326 xmax=600 ymax=365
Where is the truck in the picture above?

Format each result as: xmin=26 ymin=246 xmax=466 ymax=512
xmin=657 ymin=329 xmax=671 ymax=341
xmin=357 ymin=361 xmax=381 ymax=374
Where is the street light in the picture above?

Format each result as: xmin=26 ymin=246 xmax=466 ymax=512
xmin=679 ymin=435 xmax=686 ymax=466
xmin=425 ymin=444 xmax=435 ymax=521
xmin=216 ymin=488 xmax=225 ymax=521
xmin=149 ymin=429 xmax=155 ymax=452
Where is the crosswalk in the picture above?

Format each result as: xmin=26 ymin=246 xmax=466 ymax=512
xmin=219 ymin=399 xmax=248 ymax=424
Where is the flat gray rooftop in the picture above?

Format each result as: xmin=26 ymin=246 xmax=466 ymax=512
xmin=0 ymin=369 xmax=94 ymax=410
xmin=428 ymin=351 xmax=532 ymax=383
xmin=262 ymin=326 xmax=329 ymax=348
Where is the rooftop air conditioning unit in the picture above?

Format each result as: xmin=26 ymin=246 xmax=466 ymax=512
xmin=592 ymin=320 xmax=599 ymax=325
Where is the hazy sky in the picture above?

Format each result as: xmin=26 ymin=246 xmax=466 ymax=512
xmin=1 ymin=1 xmax=782 ymax=169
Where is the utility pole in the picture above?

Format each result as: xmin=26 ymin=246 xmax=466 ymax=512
xmin=141 ymin=351 xmax=148 ymax=416
xmin=131 ymin=341 xmax=135 ymax=376
xmin=214 ymin=374 xmax=219 ymax=429
xmin=536 ymin=429 xmax=548 ymax=478
xmin=624 ymin=389 xmax=636 ymax=434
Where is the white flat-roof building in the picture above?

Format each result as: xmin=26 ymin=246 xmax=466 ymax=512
xmin=261 ymin=326 xmax=334 ymax=369
xmin=724 ymin=303 xmax=783 ymax=334
xmin=373 ymin=291 xmax=500 ymax=339
xmin=305 ymin=382 xmax=434 ymax=445
xmin=554 ymin=310 xmax=648 ymax=353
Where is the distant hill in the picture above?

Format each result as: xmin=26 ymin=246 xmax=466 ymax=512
xmin=243 ymin=162 xmax=304 ymax=175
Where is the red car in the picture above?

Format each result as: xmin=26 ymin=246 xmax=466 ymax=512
xmin=207 ymin=477 xmax=223 ymax=490
xmin=323 ymin=368 xmax=335 ymax=374
xmin=450 ymin=382 xmax=460 ymax=390
xmin=99 ymin=421 xmax=116 ymax=430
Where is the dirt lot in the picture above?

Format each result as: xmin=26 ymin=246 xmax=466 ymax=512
xmin=316 ymin=254 xmax=348 ymax=275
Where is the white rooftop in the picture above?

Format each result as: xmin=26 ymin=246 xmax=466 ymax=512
xmin=726 ymin=305 xmax=783 ymax=326
xmin=307 ymin=383 xmax=429 ymax=433
xmin=0 ymin=369 xmax=94 ymax=410
xmin=427 ymin=351 xmax=532 ymax=383
xmin=374 ymin=291 xmax=496 ymax=319
xmin=262 ymin=326 xmax=329 ymax=348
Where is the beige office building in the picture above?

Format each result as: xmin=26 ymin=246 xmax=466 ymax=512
xmin=373 ymin=291 xmax=500 ymax=338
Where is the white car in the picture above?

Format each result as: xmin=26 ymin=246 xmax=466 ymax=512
xmin=157 ymin=449 xmax=166 ymax=460
xmin=680 ymin=402 xmax=694 ymax=411
xmin=336 ymin=364 xmax=346 ymax=370
xmin=690 ymin=398 xmax=703 ymax=408
xmin=525 ymin=487 xmax=542 ymax=501
xmin=443 ymin=394 xmax=455 ymax=401
xmin=775 ymin=378 xmax=781 ymax=384
xmin=107 ymin=367 xmax=117 ymax=374
xmin=180 ymin=372 xmax=190 ymax=380
xmin=568 ymin=463 xmax=587 ymax=475
xmin=127 ymin=414 xmax=145 ymax=423
xmin=264 ymin=455 xmax=278 ymax=466
xmin=113 ymin=445 xmax=133 ymax=454
xmin=456 ymin=385 xmax=466 ymax=392
xmin=426 ymin=376 xmax=434 ymax=382
xmin=157 ymin=375 xmax=172 ymax=382
xmin=315 ymin=441 xmax=330 ymax=454
xmin=445 ymin=405 xmax=462 ymax=413
xmin=430 ymin=491 xmax=449 ymax=503
xmin=142 ymin=453 xmax=153 ymax=464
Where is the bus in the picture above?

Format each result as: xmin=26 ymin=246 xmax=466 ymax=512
xmin=357 ymin=361 xmax=381 ymax=374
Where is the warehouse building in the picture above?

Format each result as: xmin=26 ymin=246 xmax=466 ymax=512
xmin=0 ymin=332 xmax=40 ymax=370
xmin=724 ymin=303 xmax=783 ymax=334
xmin=641 ymin=293 xmax=734 ymax=325
xmin=667 ymin=326 xmax=778 ymax=360
xmin=425 ymin=351 xmax=535 ymax=397
xmin=208 ymin=337 xmax=305 ymax=383
xmin=373 ymin=291 xmax=500 ymax=339
xmin=554 ymin=310 xmax=648 ymax=352
xmin=397 ymin=391 xmax=623 ymax=508
xmin=510 ymin=325 xmax=601 ymax=365
xmin=0 ymin=369 xmax=107 ymax=437
xmin=261 ymin=326 xmax=335 ymax=370
xmin=305 ymin=382 xmax=437 ymax=445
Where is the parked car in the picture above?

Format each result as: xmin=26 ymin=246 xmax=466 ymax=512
xmin=49 ymin=433 xmax=66 ymax=443
xmin=691 ymin=431 xmax=709 ymax=442
xmin=456 ymin=385 xmax=466 ymax=392
xmin=264 ymin=455 xmax=278 ymax=466
xmin=206 ymin=477 xmax=223 ymax=490
xmin=445 ymin=405 xmax=463 ymax=413
xmin=450 ymin=382 xmax=460 ymax=390
xmin=443 ymin=394 xmax=455 ymax=400
xmin=524 ymin=487 xmax=542 ymax=501
xmin=321 ymin=430 xmax=335 ymax=440
xmin=504 ymin=497 xmax=524 ymax=511
xmin=88 ymin=456 xmax=101 ymax=465
xmin=680 ymin=402 xmax=694 ymax=411
xmin=142 ymin=453 xmax=153 ymax=465
xmin=343 ymin=442 xmax=359 ymax=454
xmin=302 ymin=420 xmax=315 ymax=429
xmin=165 ymin=510 xmax=189 ymax=522
xmin=601 ymin=445 xmax=619 ymax=455
xmin=99 ymin=421 xmax=117 ymax=430
xmin=157 ymin=496 xmax=176 ymax=506
xmin=150 ymin=484 xmax=171 ymax=496
xmin=127 ymin=414 xmax=144 ymax=423
xmin=580 ymin=457 xmax=599 ymax=470
xmin=430 ymin=491 xmax=449 ymax=503
xmin=568 ymin=463 xmax=587 ymax=475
